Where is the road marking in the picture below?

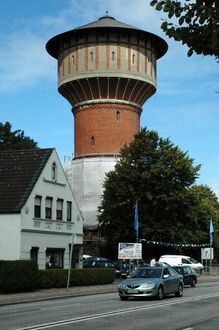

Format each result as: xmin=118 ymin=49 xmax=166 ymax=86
xmin=16 ymin=292 xmax=219 ymax=330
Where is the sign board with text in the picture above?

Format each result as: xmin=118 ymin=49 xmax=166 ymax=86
xmin=118 ymin=242 xmax=142 ymax=260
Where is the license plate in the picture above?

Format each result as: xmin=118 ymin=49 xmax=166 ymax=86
xmin=127 ymin=289 xmax=138 ymax=294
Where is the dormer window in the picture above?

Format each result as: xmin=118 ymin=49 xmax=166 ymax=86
xmin=51 ymin=162 xmax=57 ymax=181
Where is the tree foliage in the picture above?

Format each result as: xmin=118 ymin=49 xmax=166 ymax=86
xmin=0 ymin=122 xmax=38 ymax=151
xmin=185 ymin=185 xmax=219 ymax=244
xmin=150 ymin=0 xmax=219 ymax=60
xmin=98 ymin=128 xmax=208 ymax=251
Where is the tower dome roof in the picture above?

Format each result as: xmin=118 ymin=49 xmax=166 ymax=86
xmin=46 ymin=15 xmax=168 ymax=59
xmin=75 ymin=14 xmax=137 ymax=30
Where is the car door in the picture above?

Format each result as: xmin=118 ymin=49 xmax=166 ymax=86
xmin=183 ymin=266 xmax=190 ymax=285
xmin=162 ymin=268 xmax=174 ymax=294
xmin=167 ymin=267 xmax=180 ymax=292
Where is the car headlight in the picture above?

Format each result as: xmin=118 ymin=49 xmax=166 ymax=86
xmin=141 ymin=283 xmax=156 ymax=289
xmin=119 ymin=283 xmax=126 ymax=289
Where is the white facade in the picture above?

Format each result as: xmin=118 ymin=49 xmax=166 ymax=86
xmin=0 ymin=149 xmax=83 ymax=269
xmin=0 ymin=214 xmax=21 ymax=260
xmin=64 ymin=156 xmax=118 ymax=229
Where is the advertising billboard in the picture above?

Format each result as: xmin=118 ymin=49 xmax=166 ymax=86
xmin=118 ymin=242 xmax=142 ymax=259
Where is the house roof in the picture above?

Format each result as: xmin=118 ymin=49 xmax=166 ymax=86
xmin=0 ymin=148 xmax=54 ymax=214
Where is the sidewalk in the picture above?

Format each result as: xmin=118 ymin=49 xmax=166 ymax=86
xmin=0 ymin=274 xmax=219 ymax=306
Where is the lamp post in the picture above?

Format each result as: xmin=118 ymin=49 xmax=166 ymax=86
xmin=67 ymin=234 xmax=76 ymax=290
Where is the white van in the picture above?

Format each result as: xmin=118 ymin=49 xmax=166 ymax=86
xmin=159 ymin=255 xmax=204 ymax=273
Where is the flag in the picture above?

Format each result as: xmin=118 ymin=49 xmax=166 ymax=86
xmin=134 ymin=200 xmax=139 ymax=241
xmin=209 ymin=219 xmax=214 ymax=245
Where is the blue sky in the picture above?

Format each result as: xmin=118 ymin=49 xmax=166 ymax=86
xmin=1 ymin=0 xmax=218 ymax=197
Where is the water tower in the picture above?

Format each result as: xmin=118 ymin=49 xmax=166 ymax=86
xmin=46 ymin=14 xmax=167 ymax=253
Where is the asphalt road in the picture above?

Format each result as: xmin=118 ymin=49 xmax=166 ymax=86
xmin=1 ymin=282 xmax=219 ymax=330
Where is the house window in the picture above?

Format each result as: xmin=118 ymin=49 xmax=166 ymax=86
xmin=116 ymin=111 xmax=120 ymax=121
xmin=34 ymin=195 xmax=41 ymax=218
xmin=45 ymin=197 xmax=53 ymax=219
xmin=51 ymin=162 xmax=57 ymax=181
xmin=67 ymin=201 xmax=72 ymax=221
xmin=91 ymin=136 xmax=95 ymax=146
xmin=90 ymin=51 xmax=94 ymax=62
xmin=56 ymin=199 xmax=63 ymax=220
xmin=112 ymin=51 xmax=115 ymax=61
xmin=30 ymin=247 xmax=39 ymax=263
xmin=46 ymin=248 xmax=64 ymax=269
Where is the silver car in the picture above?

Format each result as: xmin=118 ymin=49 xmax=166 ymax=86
xmin=118 ymin=266 xmax=183 ymax=300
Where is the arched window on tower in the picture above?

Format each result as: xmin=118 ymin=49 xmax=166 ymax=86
xmin=90 ymin=51 xmax=94 ymax=62
xmin=91 ymin=136 xmax=95 ymax=147
xmin=132 ymin=53 xmax=135 ymax=64
xmin=116 ymin=111 xmax=120 ymax=121
xmin=72 ymin=55 xmax=75 ymax=65
xmin=112 ymin=51 xmax=115 ymax=62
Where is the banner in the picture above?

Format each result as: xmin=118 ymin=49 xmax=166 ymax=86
xmin=139 ymin=238 xmax=211 ymax=248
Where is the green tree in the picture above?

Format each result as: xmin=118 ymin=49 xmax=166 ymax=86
xmin=184 ymin=185 xmax=219 ymax=244
xmin=0 ymin=122 xmax=38 ymax=151
xmin=150 ymin=0 xmax=219 ymax=60
xmin=98 ymin=128 xmax=202 ymax=253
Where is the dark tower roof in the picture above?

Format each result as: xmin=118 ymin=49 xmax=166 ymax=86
xmin=75 ymin=14 xmax=137 ymax=30
xmin=46 ymin=15 xmax=168 ymax=59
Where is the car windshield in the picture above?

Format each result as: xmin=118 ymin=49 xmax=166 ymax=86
xmin=188 ymin=257 xmax=199 ymax=264
xmin=131 ymin=268 xmax=162 ymax=278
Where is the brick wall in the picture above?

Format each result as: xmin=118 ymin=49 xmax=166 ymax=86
xmin=73 ymin=103 xmax=140 ymax=157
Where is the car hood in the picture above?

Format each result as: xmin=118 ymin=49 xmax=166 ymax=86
xmin=122 ymin=278 xmax=159 ymax=285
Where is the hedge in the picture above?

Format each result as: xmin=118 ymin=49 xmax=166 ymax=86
xmin=0 ymin=261 xmax=115 ymax=293
xmin=0 ymin=260 xmax=38 ymax=293
xmin=38 ymin=268 xmax=116 ymax=289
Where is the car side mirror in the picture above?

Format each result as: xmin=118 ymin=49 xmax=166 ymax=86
xmin=163 ymin=274 xmax=170 ymax=279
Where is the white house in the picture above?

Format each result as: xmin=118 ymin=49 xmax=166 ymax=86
xmin=0 ymin=148 xmax=83 ymax=269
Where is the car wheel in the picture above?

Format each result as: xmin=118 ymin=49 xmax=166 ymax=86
xmin=175 ymin=283 xmax=183 ymax=297
xmin=157 ymin=286 xmax=164 ymax=300
xmin=120 ymin=296 xmax=128 ymax=301
xmin=191 ymin=279 xmax=196 ymax=287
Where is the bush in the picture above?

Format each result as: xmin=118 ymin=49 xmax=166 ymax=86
xmin=0 ymin=260 xmax=38 ymax=293
xmin=38 ymin=268 xmax=115 ymax=289
xmin=0 ymin=263 xmax=115 ymax=293
xmin=39 ymin=269 xmax=68 ymax=289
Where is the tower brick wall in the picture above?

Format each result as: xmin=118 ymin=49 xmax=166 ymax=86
xmin=73 ymin=103 xmax=140 ymax=157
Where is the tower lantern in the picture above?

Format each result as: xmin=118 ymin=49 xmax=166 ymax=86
xmin=46 ymin=15 xmax=167 ymax=250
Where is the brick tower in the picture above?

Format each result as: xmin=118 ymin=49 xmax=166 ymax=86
xmin=46 ymin=14 xmax=167 ymax=253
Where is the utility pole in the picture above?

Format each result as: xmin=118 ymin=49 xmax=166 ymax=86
xmin=67 ymin=233 xmax=75 ymax=290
